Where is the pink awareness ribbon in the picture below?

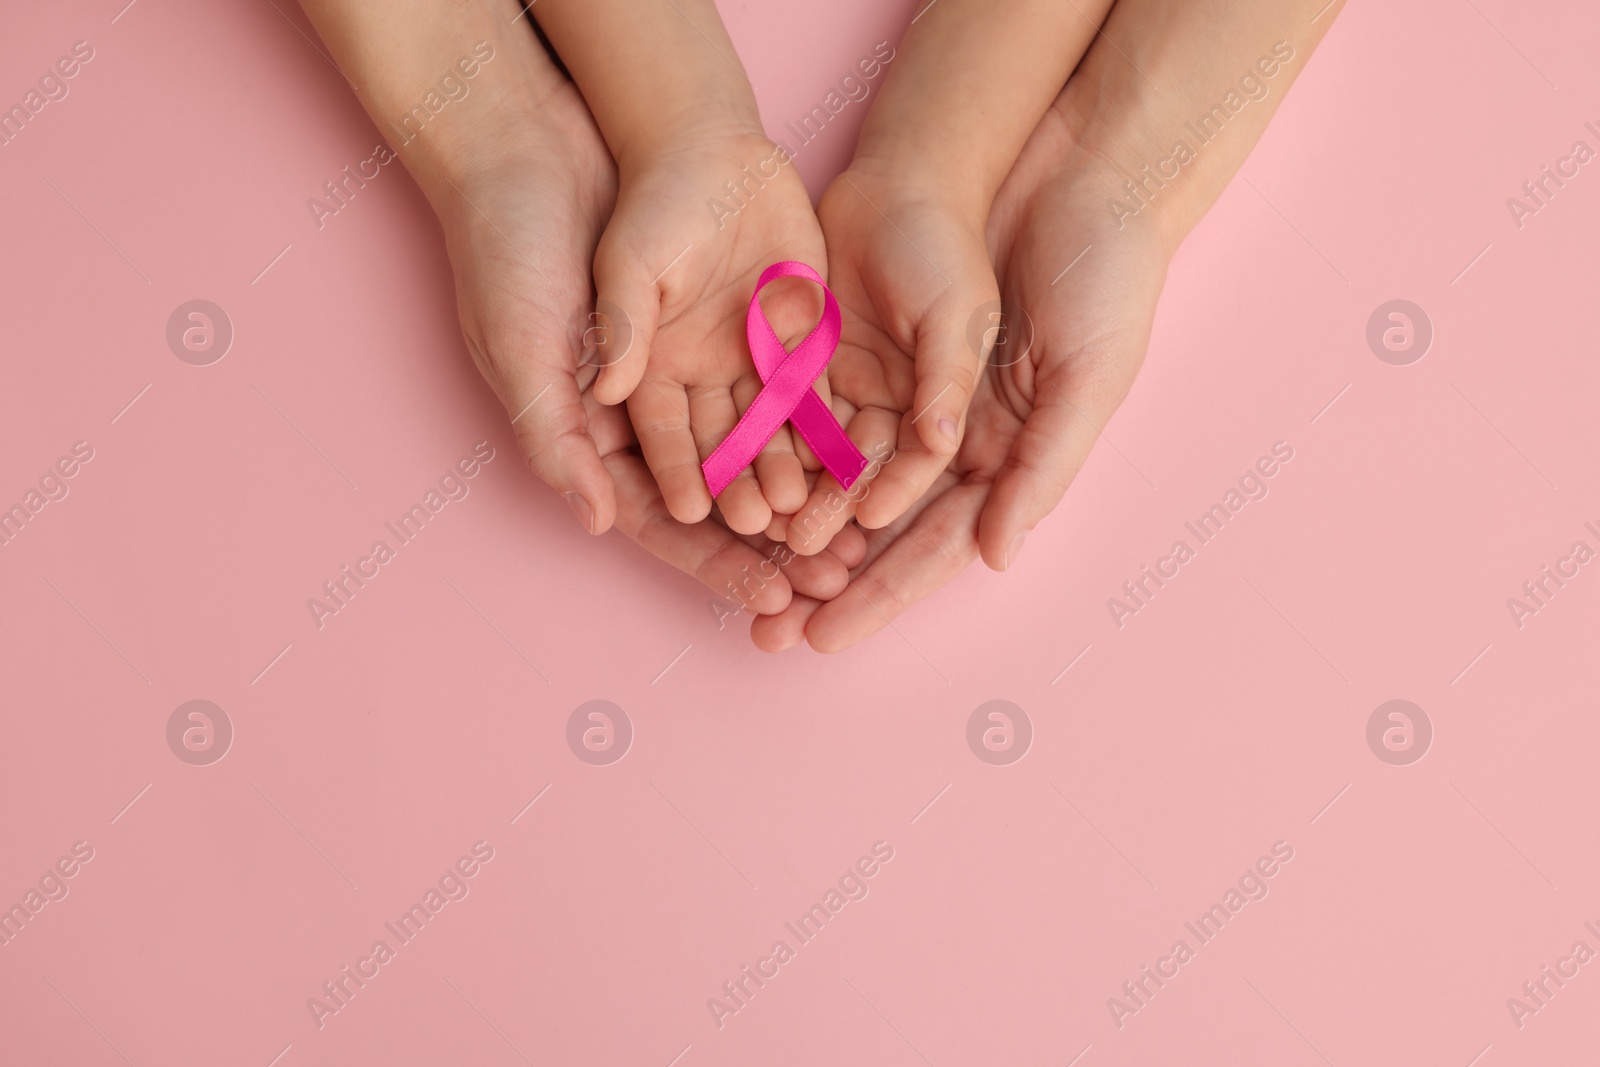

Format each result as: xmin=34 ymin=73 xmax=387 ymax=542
xmin=701 ymin=261 xmax=868 ymax=497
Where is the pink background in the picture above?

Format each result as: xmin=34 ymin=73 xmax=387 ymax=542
xmin=3 ymin=1 xmax=1598 ymax=1064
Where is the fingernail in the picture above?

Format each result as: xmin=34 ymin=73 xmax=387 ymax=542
xmin=564 ymin=491 xmax=595 ymax=534
xmin=938 ymin=417 xmax=958 ymax=442
xmin=1003 ymin=531 xmax=1027 ymax=570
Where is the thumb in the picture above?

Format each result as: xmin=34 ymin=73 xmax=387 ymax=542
xmin=506 ymin=367 xmax=617 ymax=536
xmin=468 ymin=310 xmax=616 ymax=535
xmin=977 ymin=319 xmax=1151 ymax=572
xmin=589 ymin=231 xmax=662 ymax=406
xmin=910 ymin=268 xmax=996 ymax=457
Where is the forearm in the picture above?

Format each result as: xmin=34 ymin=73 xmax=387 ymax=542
xmin=532 ymin=0 xmax=763 ymax=168
xmin=296 ymin=0 xmax=560 ymax=202
xmin=854 ymin=0 xmax=1113 ymax=219
xmin=1064 ymin=0 xmax=1344 ymax=253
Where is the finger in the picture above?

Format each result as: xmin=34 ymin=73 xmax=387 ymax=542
xmin=754 ymin=437 xmax=808 ymax=515
xmin=605 ymin=451 xmax=792 ymax=616
xmin=978 ymin=309 xmax=1152 ymax=572
xmin=719 ymin=535 xmax=848 ymax=627
xmin=582 ymin=387 xmax=636 ymax=456
xmin=590 ymin=232 xmax=661 ymax=405
xmin=690 ymin=385 xmax=772 ymax=536
xmin=828 ymin=523 xmax=867 ymax=569
xmin=976 ymin=377 xmax=1107 ymax=571
xmin=785 ymin=406 xmax=900 ymax=554
xmin=629 ymin=380 xmax=714 ymax=523
xmin=908 ymin=290 xmax=990 ymax=458
xmin=853 ymin=411 xmax=967 ymax=531
xmin=806 ymin=482 xmax=987 ymax=654
xmin=777 ymin=544 xmax=850 ymax=602
xmin=750 ymin=594 xmax=822 ymax=653
xmin=851 ymin=308 xmax=987 ymax=531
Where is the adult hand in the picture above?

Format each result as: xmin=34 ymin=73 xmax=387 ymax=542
xmin=429 ymin=58 xmax=624 ymax=536
xmin=754 ymin=98 xmax=1169 ymax=652
xmin=776 ymin=165 xmax=1002 ymax=557
xmin=430 ymin=32 xmax=861 ymax=613
xmin=755 ymin=0 xmax=1340 ymax=653
xmin=776 ymin=1 xmax=1111 ymax=557
xmin=588 ymin=129 xmax=831 ymax=538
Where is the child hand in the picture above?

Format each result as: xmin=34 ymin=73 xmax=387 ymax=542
xmin=780 ymin=165 xmax=1001 ymax=555
xmin=529 ymin=0 xmax=836 ymax=538
xmin=588 ymin=128 xmax=831 ymax=538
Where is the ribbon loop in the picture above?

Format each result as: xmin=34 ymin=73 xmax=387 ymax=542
xmin=701 ymin=262 xmax=868 ymax=497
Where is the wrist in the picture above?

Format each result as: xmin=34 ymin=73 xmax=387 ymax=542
xmin=1056 ymin=31 xmax=1313 ymax=257
xmin=844 ymin=134 xmax=995 ymax=226
xmin=530 ymin=0 xmax=765 ymax=174
xmin=611 ymin=97 xmax=767 ymax=176
xmin=1099 ymin=128 xmax=1221 ymax=257
xmin=392 ymin=39 xmax=573 ymax=201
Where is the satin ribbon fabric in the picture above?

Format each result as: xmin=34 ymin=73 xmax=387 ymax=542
xmin=701 ymin=261 xmax=868 ymax=497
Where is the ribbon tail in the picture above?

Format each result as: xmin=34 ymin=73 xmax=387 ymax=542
xmin=788 ymin=390 xmax=868 ymax=490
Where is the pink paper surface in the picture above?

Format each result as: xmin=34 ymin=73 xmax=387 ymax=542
xmin=2 ymin=2 xmax=1598 ymax=1065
